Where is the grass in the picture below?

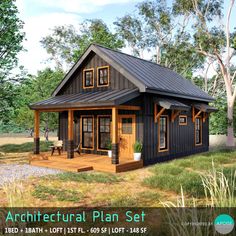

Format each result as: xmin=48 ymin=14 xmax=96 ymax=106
xmin=175 ymin=149 xmax=236 ymax=170
xmin=46 ymin=172 xmax=122 ymax=183
xmin=32 ymin=185 xmax=82 ymax=202
xmin=144 ymin=168 xmax=204 ymax=197
xmin=1 ymin=148 xmax=236 ymax=207
xmin=2 ymin=180 xmax=28 ymax=207
xmin=201 ymin=163 xmax=236 ymax=207
xmin=143 ymin=150 xmax=236 ymax=198
xmin=0 ymin=141 xmax=52 ymax=153
xmin=108 ymin=196 xmax=138 ymax=207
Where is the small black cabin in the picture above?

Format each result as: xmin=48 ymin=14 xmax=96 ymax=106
xmin=30 ymin=44 xmax=217 ymax=167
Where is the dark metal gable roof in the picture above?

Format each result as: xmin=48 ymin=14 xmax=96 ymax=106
xmin=52 ymin=44 xmax=214 ymax=102
xmin=30 ymin=89 xmax=139 ymax=110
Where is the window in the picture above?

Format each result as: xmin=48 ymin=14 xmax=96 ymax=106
xmin=122 ymin=118 xmax=132 ymax=134
xmin=81 ymin=116 xmax=93 ymax=149
xmin=195 ymin=117 xmax=202 ymax=145
xmin=179 ymin=115 xmax=187 ymax=125
xmin=98 ymin=116 xmax=111 ymax=150
xmin=97 ymin=66 xmax=109 ymax=86
xmin=83 ymin=69 xmax=94 ymax=88
xmin=159 ymin=116 xmax=168 ymax=151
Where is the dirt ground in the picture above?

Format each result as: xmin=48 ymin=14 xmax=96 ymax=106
xmin=0 ymin=136 xmax=58 ymax=145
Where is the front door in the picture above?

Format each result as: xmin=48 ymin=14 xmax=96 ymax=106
xmin=118 ymin=115 xmax=136 ymax=159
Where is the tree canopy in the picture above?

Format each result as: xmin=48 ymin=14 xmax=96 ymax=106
xmin=40 ymin=19 xmax=124 ymax=70
xmin=0 ymin=0 xmax=24 ymax=74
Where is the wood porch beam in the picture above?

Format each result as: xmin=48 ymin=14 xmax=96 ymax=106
xmin=203 ymin=112 xmax=208 ymax=123
xmin=155 ymin=107 xmax=165 ymax=123
xmin=171 ymin=110 xmax=181 ymax=123
xmin=117 ymin=105 xmax=141 ymax=110
xmin=192 ymin=106 xmax=203 ymax=122
xmin=194 ymin=110 xmax=202 ymax=119
xmin=68 ymin=110 xmax=74 ymax=140
xmin=34 ymin=110 xmax=40 ymax=139
xmin=112 ymin=107 xmax=118 ymax=143
xmin=34 ymin=110 xmax=40 ymax=154
xmin=67 ymin=110 xmax=74 ymax=159
xmin=112 ymin=107 xmax=119 ymax=164
xmin=192 ymin=106 xmax=195 ymax=122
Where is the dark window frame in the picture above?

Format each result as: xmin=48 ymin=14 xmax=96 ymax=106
xmin=81 ymin=116 xmax=94 ymax=149
xmin=97 ymin=115 xmax=111 ymax=150
xmin=97 ymin=66 xmax=109 ymax=87
xmin=83 ymin=68 xmax=94 ymax=88
xmin=158 ymin=115 xmax=169 ymax=152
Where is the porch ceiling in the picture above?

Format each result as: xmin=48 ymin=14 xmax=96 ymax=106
xmin=29 ymin=89 xmax=139 ymax=110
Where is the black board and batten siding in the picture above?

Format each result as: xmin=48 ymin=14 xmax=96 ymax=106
xmin=142 ymin=94 xmax=209 ymax=165
xmin=58 ymin=52 xmax=136 ymax=95
xmin=59 ymin=109 xmax=143 ymax=156
xmin=59 ymin=93 xmax=209 ymax=165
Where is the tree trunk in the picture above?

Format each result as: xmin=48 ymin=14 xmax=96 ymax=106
xmin=156 ymin=46 xmax=160 ymax=64
xmin=226 ymin=99 xmax=235 ymax=147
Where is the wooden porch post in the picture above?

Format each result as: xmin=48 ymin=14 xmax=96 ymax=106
xmin=112 ymin=107 xmax=119 ymax=164
xmin=67 ymin=110 xmax=74 ymax=159
xmin=34 ymin=110 xmax=40 ymax=154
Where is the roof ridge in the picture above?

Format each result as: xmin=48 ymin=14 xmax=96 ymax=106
xmin=92 ymin=43 xmax=176 ymax=72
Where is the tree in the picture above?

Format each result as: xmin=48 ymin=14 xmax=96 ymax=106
xmin=40 ymin=19 xmax=124 ymax=70
xmin=0 ymin=0 xmax=25 ymax=131
xmin=0 ymin=0 xmax=24 ymax=73
xmin=114 ymin=0 xmax=205 ymax=79
xmin=14 ymin=68 xmax=64 ymax=130
xmin=174 ymin=0 xmax=235 ymax=146
xmin=114 ymin=15 xmax=147 ymax=58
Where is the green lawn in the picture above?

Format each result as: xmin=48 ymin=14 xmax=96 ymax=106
xmin=143 ymin=150 xmax=236 ymax=198
xmin=0 ymin=141 xmax=53 ymax=153
xmin=1 ymin=147 xmax=236 ymax=207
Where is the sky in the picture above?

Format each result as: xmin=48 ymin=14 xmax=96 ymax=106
xmin=15 ymin=0 xmax=143 ymax=75
xmin=15 ymin=0 xmax=236 ymax=76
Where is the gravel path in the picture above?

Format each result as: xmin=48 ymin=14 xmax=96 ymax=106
xmin=0 ymin=164 xmax=62 ymax=187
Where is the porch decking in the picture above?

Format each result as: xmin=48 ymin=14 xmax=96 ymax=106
xmin=29 ymin=152 xmax=143 ymax=173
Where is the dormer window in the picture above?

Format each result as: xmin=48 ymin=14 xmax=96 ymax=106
xmin=83 ymin=69 xmax=94 ymax=88
xmin=97 ymin=66 xmax=109 ymax=87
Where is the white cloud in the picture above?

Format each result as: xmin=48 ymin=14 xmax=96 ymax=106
xmin=29 ymin=0 xmax=139 ymax=14
xmin=16 ymin=11 xmax=82 ymax=74
xmin=14 ymin=0 xmax=140 ymax=74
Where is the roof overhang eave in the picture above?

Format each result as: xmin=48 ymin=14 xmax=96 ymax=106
xmin=146 ymin=88 xmax=215 ymax=103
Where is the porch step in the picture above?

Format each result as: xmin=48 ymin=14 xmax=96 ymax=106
xmin=116 ymin=160 xmax=143 ymax=173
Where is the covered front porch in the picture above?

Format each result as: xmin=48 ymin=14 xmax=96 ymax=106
xmin=30 ymin=89 xmax=143 ymax=171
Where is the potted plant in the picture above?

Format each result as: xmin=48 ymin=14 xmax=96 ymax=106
xmin=133 ymin=140 xmax=143 ymax=161
xmin=106 ymin=139 xmax=112 ymax=158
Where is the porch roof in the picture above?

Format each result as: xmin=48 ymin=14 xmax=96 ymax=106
xmin=29 ymin=89 xmax=139 ymax=110
xmin=155 ymin=98 xmax=191 ymax=111
xmin=194 ymin=103 xmax=218 ymax=112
